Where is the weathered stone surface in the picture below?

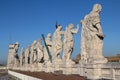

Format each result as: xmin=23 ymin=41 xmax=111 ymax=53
xmin=80 ymin=4 xmax=107 ymax=64
xmin=20 ymin=48 xmax=25 ymax=67
xmin=52 ymin=25 xmax=64 ymax=61
xmin=44 ymin=33 xmax=52 ymax=65
xmin=30 ymin=40 xmax=37 ymax=64
xmin=36 ymin=39 xmax=44 ymax=63
xmin=25 ymin=46 xmax=31 ymax=65
xmin=6 ymin=3 xmax=120 ymax=80
xmin=62 ymin=24 xmax=79 ymax=64
xmin=7 ymin=42 xmax=20 ymax=69
xmin=80 ymin=4 xmax=108 ymax=79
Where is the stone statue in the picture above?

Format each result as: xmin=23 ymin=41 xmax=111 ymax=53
xmin=80 ymin=4 xmax=107 ymax=64
xmin=30 ymin=40 xmax=37 ymax=64
xmin=14 ymin=42 xmax=20 ymax=67
xmin=20 ymin=48 xmax=25 ymax=66
xmin=62 ymin=24 xmax=79 ymax=64
xmin=36 ymin=39 xmax=44 ymax=63
xmin=52 ymin=25 xmax=64 ymax=60
xmin=7 ymin=42 xmax=20 ymax=68
xmin=14 ymin=42 xmax=19 ymax=53
xmin=25 ymin=46 xmax=31 ymax=65
xmin=44 ymin=33 xmax=52 ymax=63
xmin=41 ymin=33 xmax=53 ymax=72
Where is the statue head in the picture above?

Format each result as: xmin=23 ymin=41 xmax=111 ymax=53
xmin=47 ymin=33 xmax=52 ymax=38
xmin=68 ymin=24 xmax=74 ymax=29
xmin=15 ymin=42 xmax=19 ymax=51
xmin=16 ymin=42 xmax=19 ymax=45
xmin=37 ymin=39 xmax=42 ymax=44
xmin=57 ymin=25 xmax=62 ymax=31
xmin=32 ymin=40 xmax=37 ymax=46
xmin=15 ymin=42 xmax=19 ymax=47
xmin=92 ymin=4 xmax=102 ymax=13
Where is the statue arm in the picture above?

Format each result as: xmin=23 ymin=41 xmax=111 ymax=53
xmin=92 ymin=15 xmax=102 ymax=33
xmin=92 ymin=15 xmax=104 ymax=38
xmin=96 ymin=23 xmax=104 ymax=38
xmin=71 ymin=24 xmax=79 ymax=33
xmin=45 ymin=39 xmax=52 ymax=46
xmin=96 ymin=23 xmax=102 ymax=33
xmin=47 ymin=41 xmax=52 ymax=46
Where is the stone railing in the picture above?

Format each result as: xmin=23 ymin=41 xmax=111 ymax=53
xmin=0 ymin=66 xmax=7 ymax=69
xmin=8 ymin=70 xmax=42 ymax=80
xmin=101 ymin=63 xmax=120 ymax=80
xmin=8 ymin=63 xmax=120 ymax=80
xmin=10 ymin=64 xmax=81 ymax=75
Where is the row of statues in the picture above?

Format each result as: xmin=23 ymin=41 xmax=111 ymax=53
xmin=7 ymin=4 xmax=107 ymax=72
xmin=7 ymin=23 xmax=79 ymax=68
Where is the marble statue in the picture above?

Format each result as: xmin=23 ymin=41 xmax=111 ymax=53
xmin=52 ymin=25 xmax=64 ymax=60
xmin=41 ymin=33 xmax=53 ymax=72
xmin=30 ymin=40 xmax=37 ymax=64
xmin=44 ymin=33 xmax=52 ymax=63
xmin=81 ymin=4 xmax=107 ymax=64
xmin=25 ymin=46 xmax=31 ymax=65
xmin=14 ymin=42 xmax=20 ymax=67
xmin=62 ymin=24 xmax=79 ymax=64
xmin=36 ymin=39 xmax=44 ymax=63
xmin=7 ymin=42 xmax=20 ymax=68
xmin=20 ymin=48 xmax=25 ymax=66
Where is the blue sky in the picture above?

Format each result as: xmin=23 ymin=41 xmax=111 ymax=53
xmin=0 ymin=0 xmax=120 ymax=64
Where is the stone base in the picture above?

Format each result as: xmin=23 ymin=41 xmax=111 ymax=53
xmin=53 ymin=59 xmax=63 ymax=71
xmin=88 ymin=57 xmax=108 ymax=64
xmin=62 ymin=60 xmax=75 ymax=74
xmin=80 ymin=57 xmax=108 ymax=80
xmin=45 ymin=61 xmax=53 ymax=72
xmin=86 ymin=64 xmax=103 ymax=80
xmin=37 ymin=63 xmax=43 ymax=71
xmin=30 ymin=64 xmax=38 ymax=72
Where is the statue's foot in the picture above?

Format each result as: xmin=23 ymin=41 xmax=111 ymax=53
xmin=66 ymin=59 xmax=75 ymax=65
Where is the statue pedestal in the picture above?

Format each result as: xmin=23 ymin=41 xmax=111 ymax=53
xmin=45 ymin=61 xmax=53 ymax=72
xmin=80 ymin=56 xmax=108 ymax=79
xmin=63 ymin=59 xmax=75 ymax=74
xmin=37 ymin=63 xmax=43 ymax=71
xmin=24 ymin=64 xmax=31 ymax=71
xmin=30 ymin=63 xmax=38 ymax=72
xmin=53 ymin=59 xmax=63 ymax=72
xmin=65 ymin=63 xmax=72 ymax=74
xmin=86 ymin=63 xmax=103 ymax=79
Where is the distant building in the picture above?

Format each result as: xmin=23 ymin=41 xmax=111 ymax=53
xmin=105 ymin=54 xmax=120 ymax=62
xmin=74 ymin=54 xmax=120 ymax=63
